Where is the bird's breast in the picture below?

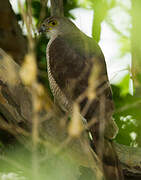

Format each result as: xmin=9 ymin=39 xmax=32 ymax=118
xmin=46 ymin=38 xmax=72 ymax=112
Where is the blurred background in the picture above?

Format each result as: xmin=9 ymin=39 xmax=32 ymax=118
xmin=9 ymin=0 xmax=140 ymax=147
xmin=0 ymin=0 xmax=141 ymax=179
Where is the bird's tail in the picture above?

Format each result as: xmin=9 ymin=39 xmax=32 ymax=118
xmin=102 ymin=139 xmax=124 ymax=180
xmin=91 ymin=135 xmax=124 ymax=180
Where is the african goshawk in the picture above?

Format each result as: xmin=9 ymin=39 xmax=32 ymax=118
xmin=39 ymin=16 xmax=124 ymax=180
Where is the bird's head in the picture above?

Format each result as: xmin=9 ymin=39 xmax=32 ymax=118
xmin=39 ymin=16 xmax=78 ymax=38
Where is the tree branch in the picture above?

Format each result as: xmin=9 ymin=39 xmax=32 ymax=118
xmin=50 ymin=0 xmax=64 ymax=17
xmin=114 ymin=142 xmax=141 ymax=179
xmin=0 ymin=49 xmax=141 ymax=179
xmin=0 ymin=48 xmax=104 ymax=179
xmin=0 ymin=48 xmax=32 ymax=123
xmin=0 ymin=0 xmax=27 ymax=64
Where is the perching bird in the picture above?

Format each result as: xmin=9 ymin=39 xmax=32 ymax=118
xmin=39 ymin=16 xmax=124 ymax=180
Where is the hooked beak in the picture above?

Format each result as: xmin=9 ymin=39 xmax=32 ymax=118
xmin=39 ymin=24 xmax=47 ymax=33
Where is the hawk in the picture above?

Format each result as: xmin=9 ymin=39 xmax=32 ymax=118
xmin=39 ymin=16 xmax=124 ymax=180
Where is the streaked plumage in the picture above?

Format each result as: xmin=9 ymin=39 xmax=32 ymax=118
xmin=39 ymin=16 xmax=124 ymax=180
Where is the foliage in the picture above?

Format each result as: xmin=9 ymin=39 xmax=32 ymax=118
xmin=5 ymin=0 xmax=141 ymax=157
xmin=112 ymin=83 xmax=141 ymax=147
xmin=83 ymin=0 xmax=141 ymax=147
xmin=1 ymin=0 xmax=141 ymax=179
xmin=0 ymin=143 xmax=84 ymax=180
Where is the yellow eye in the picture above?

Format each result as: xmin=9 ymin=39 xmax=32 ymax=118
xmin=49 ymin=20 xmax=57 ymax=26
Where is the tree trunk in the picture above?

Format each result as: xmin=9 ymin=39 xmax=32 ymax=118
xmin=0 ymin=1 xmax=141 ymax=179
xmin=0 ymin=0 xmax=27 ymax=64
xmin=50 ymin=0 xmax=64 ymax=17
xmin=131 ymin=0 xmax=141 ymax=146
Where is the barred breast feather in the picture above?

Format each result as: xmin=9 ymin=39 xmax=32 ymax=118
xmin=47 ymin=36 xmax=72 ymax=112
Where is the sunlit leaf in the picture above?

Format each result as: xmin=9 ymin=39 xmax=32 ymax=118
xmin=117 ymin=73 xmax=131 ymax=96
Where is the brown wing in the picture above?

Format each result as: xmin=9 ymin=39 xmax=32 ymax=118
xmin=48 ymin=35 xmax=86 ymax=99
xmin=48 ymin=36 xmax=110 ymax=94
xmin=47 ymin=35 xmax=124 ymax=180
xmin=48 ymin=35 xmax=114 ymax=120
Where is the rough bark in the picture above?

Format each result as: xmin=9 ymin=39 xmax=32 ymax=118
xmin=50 ymin=0 xmax=64 ymax=17
xmin=114 ymin=143 xmax=141 ymax=179
xmin=0 ymin=48 xmax=141 ymax=179
xmin=0 ymin=48 xmax=104 ymax=179
xmin=0 ymin=0 xmax=27 ymax=64
xmin=0 ymin=1 xmax=141 ymax=179
xmin=0 ymin=48 xmax=32 ymax=124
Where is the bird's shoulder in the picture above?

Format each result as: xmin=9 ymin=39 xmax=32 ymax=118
xmin=48 ymin=34 xmax=86 ymax=74
xmin=48 ymin=33 xmax=104 ymax=59
xmin=66 ymin=33 xmax=104 ymax=59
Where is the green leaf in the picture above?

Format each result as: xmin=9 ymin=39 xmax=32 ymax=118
xmin=117 ymin=73 xmax=130 ymax=96
xmin=112 ymin=84 xmax=141 ymax=146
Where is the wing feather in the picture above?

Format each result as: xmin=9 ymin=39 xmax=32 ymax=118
xmin=47 ymin=36 xmax=115 ymax=132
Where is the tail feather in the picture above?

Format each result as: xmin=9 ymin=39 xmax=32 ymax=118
xmin=91 ymin=135 xmax=124 ymax=180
